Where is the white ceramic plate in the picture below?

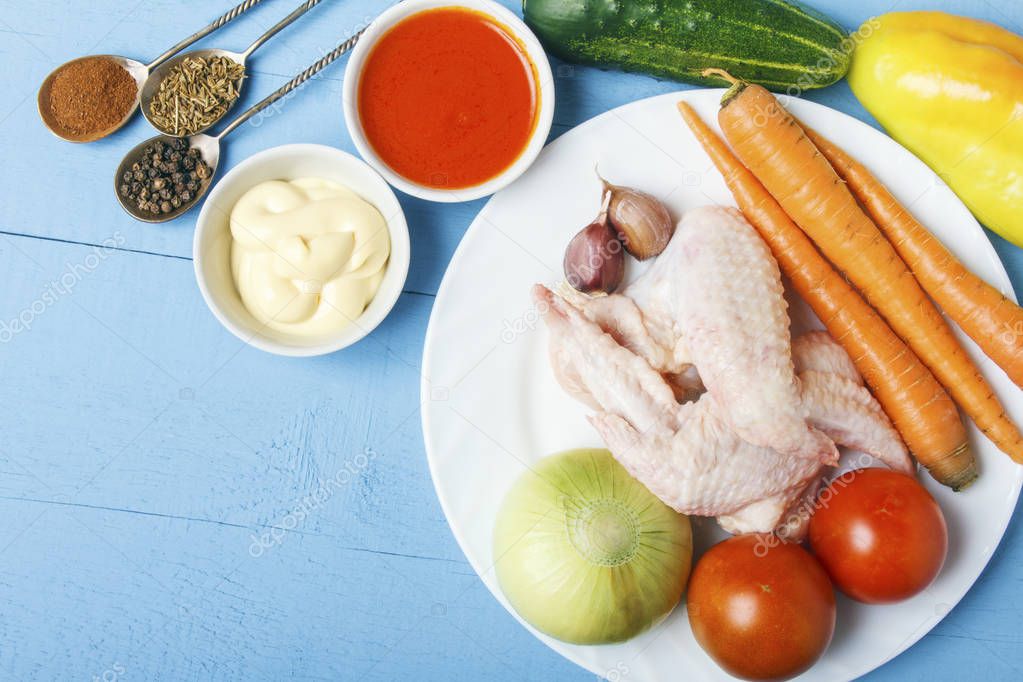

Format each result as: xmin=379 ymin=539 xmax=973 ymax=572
xmin=420 ymin=90 xmax=1023 ymax=681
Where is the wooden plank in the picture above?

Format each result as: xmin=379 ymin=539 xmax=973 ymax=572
xmin=0 ymin=233 xmax=456 ymax=561
xmin=0 ymin=499 xmax=584 ymax=681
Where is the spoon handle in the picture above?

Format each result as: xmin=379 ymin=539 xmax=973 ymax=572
xmin=147 ymin=0 xmax=267 ymax=70
xmin=241 ymin=0 xmax=324 ymax=59
xmin=216 ymin=29 xmax=365 ymax=140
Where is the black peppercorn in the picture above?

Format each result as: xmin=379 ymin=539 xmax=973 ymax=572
xmin=123 ymin=136 xmax=210 ymax=217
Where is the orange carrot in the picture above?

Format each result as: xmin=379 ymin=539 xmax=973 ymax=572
xmin=702 ymin=68 xmax=1023 ymax=466
xmin=801 ymin=124 xmax=1023 ymax=389
xmin=678 ymin=101 xmax=975 ymax=489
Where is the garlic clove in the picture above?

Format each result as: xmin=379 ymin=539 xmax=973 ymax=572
xmin=564 ymin=192 xmax=625 ymax=294
xmin=598 ymin=172 xmax=675 ymax=260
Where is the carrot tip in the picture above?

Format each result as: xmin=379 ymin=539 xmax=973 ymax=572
xmin=950 ymin=466 xmax=979 ymax=492
xmin=926 ymin=440 xmax=978 ymax=491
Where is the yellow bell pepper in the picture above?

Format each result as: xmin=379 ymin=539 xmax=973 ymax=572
xmin=848 ymin=11 xmax=1023 ymax=246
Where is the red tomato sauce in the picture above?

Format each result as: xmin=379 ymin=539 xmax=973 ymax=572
xmin=357 ymin=7 xmax=539 ymax=189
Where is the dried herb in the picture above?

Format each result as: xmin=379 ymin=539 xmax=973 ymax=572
xmin=45 ymin=56 xmax=137 ymax=138
xmin=119 ymin=137 xmax=212 ymax=216
xmin=148 ymin=55 xmax=245 ymax=136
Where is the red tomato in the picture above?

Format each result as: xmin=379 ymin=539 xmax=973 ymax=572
xmin=687 ymin=534 xmax=836 ymax=681
xmin=809 ymin=468 xmax=947 ymax=604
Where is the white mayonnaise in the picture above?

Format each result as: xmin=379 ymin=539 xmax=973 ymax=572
xmin=229 ymin=177 xmax=390 ymax=338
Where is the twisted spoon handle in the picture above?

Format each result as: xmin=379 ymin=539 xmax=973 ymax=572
xmin=242 ymin=0 xmax=324 ymax=58
xmin=148 ymin=0 xmax=267 ymax=69
xmin=210 ymin=0 xmax=267 ymax=31
xmin=217 ymin=30 xmax=366 ymax=139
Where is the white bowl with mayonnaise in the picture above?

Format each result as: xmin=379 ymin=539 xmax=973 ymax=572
xmin=193 ymin=144 xmax=410 ymax=357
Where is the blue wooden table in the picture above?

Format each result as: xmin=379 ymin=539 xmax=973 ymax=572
xmin=1 ymin=0 xmax=1021 ymax=679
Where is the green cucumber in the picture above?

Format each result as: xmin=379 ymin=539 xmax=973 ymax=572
xmin=522 ymin=0 xmax=851 ymax=91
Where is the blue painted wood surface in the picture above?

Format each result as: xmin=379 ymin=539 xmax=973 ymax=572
xmin=0 ymin=0 xmax=1021 ymax=679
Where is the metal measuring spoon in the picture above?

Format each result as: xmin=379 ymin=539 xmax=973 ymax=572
xmin=115 ymin=30 xmax=365 ymax=223
xmin=141 ymin=0 xmax=324 ymax=137
xmin=38 ymin=0 xmax=266 ymax=143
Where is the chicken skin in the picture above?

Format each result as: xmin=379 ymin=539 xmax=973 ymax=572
xmin=535 ymin=284 xmax=908 ymax=532
xmin=535 ymin=204 xmax=915 ymax=533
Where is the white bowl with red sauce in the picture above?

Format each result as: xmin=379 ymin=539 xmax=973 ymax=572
xmin=343 ymin=0 xmax=554 ymax=202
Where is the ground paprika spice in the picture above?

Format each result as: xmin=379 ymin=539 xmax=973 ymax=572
xmin=44 ymin=56 xmax=136 ymax=138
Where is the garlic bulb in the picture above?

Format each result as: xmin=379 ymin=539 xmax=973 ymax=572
xmin=600 ymin=173 xmax=675 ymax=260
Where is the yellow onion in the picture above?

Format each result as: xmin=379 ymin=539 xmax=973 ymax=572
xmin=494 ymin=449 xmax=692 ymax=644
